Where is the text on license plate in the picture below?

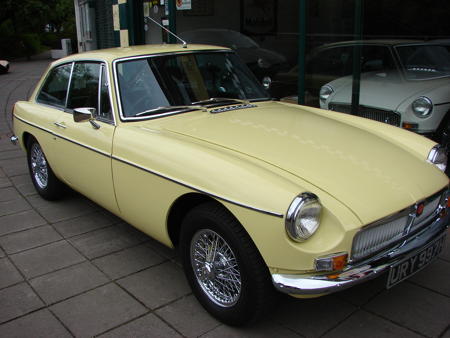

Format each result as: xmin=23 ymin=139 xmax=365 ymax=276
xmin=386 ymin=233 xmax=446 ymax=289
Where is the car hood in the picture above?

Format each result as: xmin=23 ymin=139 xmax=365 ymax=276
xmin=328 ymin=72 xmax=450 ymax=111
xmin=157 ymin=101 xmax=445 ymax=224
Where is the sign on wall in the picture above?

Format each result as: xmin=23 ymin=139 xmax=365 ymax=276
xmin=241 ymin=0 xmax=277 ymax=35
xmin=176 ymin=0 xmax=192 ymax=10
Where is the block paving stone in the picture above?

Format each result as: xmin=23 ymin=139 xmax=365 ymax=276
xmin=10 ymin=240 xmax=85 ymax=278
xmin=0 ymin=225 xmax=62 ymax=254
xmin=30 ymin=261 xmax=109 ymax=304
xmin=0 ymin=58 xmax=449 ymax=338
xmin=0 ymin=309 xmax=71 ymax=338
xmin=50 ymin=283 xmax=147 ymax=337
xmin=0 ymin=283 xmax=44 ymax=324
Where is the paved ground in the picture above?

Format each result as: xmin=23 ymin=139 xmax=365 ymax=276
xmin=0 ymin=58 xmax=449 ymax=338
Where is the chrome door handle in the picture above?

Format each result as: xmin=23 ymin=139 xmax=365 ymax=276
xmin=54 ymin=122 xmax=67 ymax=129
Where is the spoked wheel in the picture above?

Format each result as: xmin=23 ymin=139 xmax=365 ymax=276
xmin=27 ymin=137 xmax=64 ymax=200
xmin=180 ymin=202 xmax=274 ymax=326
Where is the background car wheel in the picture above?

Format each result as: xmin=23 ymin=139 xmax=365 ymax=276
xmin=180 ymin=202 xmax=274 ymax=326
xmin=27 ymin=137 xmax=64 ymax=200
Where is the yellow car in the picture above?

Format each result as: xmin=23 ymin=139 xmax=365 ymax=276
xmin=11 ymin=44 xmax=449 ymax=326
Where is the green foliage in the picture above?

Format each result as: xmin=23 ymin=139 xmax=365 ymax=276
xmin=0 ymin=0 xmax=76 ymax=58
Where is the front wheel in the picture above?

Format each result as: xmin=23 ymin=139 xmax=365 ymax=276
xmin=27 ymin=137 xmax=64 ymax=200
xmin=180 ymin=202 xmax=274 ymax=326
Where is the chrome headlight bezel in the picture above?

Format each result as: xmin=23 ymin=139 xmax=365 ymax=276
xmin=427 ymin=144 xmax=448 ymax=172
xmin=412 ymin=96 xmax=433 ymax=118
xmin=285 ymin=192 xmax=322 ymax=242
xmin=319 ymin=85 xmax=334 ymax=104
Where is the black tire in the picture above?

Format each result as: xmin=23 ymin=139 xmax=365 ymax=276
xmin=180 ymin=202 xmax=274 ymax=326
xmin=26 ymin=137 xmax=64 ymax=200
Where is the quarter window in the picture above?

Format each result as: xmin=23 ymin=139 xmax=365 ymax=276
xmin=36 ymin=63 xmax=72 ymax=107
xmin=67 ymin=62 xmax=101 ymax=110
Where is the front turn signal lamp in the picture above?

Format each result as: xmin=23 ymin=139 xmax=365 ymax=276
xmin=286 ymin=192 xmax=322 ymax=241
xmin=315 ymin=252 xmax=348 ymax=272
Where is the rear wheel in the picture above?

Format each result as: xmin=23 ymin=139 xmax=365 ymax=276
xmin=180 ymin=202 xmax=274 ymax=326
xmin=27 ymin=137 xmax=64 ymax=200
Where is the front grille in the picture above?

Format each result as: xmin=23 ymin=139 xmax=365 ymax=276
xmin=329 ymin=103 xmax=401 ymax=127
xmin=351 ymin=191 xmax=445 ymax=262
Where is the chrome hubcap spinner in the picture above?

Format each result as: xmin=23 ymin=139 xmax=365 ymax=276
xmin=30 ymin=143 xmax=48 ymax=189
xmin=190 ymin=229 xmax=241 ymax=307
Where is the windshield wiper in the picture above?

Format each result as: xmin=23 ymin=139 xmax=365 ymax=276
xmin=135 ymin=105 xmax=207 ymax=117
xmin=191 ymin=97 xmax=250 ymax=106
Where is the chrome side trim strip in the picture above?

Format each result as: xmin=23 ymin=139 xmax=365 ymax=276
xmin=14 ymin=115 xmax=111 ymax=158
xmin=15 ymin=115 xmax=282 ymax=218
xmin=112 ymin=155 xmax=284 ymax=218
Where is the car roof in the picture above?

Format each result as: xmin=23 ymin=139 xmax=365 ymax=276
xmin=51 ymin=44 xmax=230 ymax=65
xmin=314 ymin=39 xmax=425 ymax=50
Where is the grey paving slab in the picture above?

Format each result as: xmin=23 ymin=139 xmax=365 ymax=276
xmin=0 ymin=309 xmax=72 ymax=338
xmin=146 ymin=237 xmax=177 ymax=259
xmin=156 ymin=295 xmax=220 ymax=338
xmin=93 ymin=243 xmax=166 ymax=279
xmin=0 ymin=196 xmax=31 ymax=217
xmin=336 ymin=273 xmax=386 ymax=306
xmin=322 ymin=310 xmax=422 ymax=338
xmin=9 ymin=174 xmax=36 ymax=196
xmin=0 ymin=247 xmax=4 ymax=258
xmin=0 ymin=225 xmax=62 ymax=254
xmin=272 ymin=295 xmax=356 ymax=337
xmin=200 ymin=321 xmax=302 ymax=338
xmin=50 ymin=283 xmax=147 ymax=338
xmin=69 ymin=223 xmax=149 ymax=259
xmin=365 ymin=282 xmax=450 ymax=337
xmin=26 ymin=193 xmax=98 ymax=223
xmin=30 ymin=261 xmax=109 ymax=304
xmin=409 ymin=258 xmax=450 ymax=297
xmin=0 ymin=177 xmax=11 ymax=188
xmin=0 ymin=257 xmax=23 ymax=289
xmin=0 ymin=157 xmax=28 ymax=176
xmin=98 ymin=313 xmax=182 ymax=338
xmin=0 ymin=187 xmax=21 ymax=202
xmin=53 ymin=210 xmax=116 ymax=238
xmin=0 ymin=210 xmax=47 ymax=236
xmin=0 ymin=149 xmax=24 ymax=161
xmin=118 ymin=261 xmax=191 ymax=309
xmin=10 ymin=240 xmax=85 ymax=278
xmin=0 ymin=283 xmax=44 ymax=324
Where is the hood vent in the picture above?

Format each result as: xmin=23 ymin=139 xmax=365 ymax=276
xmin=210 ymin=104 xmax=257 ymax=114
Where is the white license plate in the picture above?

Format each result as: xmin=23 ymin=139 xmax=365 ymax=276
xmin=386 ymin=233 xmax=446 ymax=289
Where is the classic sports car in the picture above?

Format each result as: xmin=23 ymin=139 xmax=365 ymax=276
xmin=318 ymin=41 xmax=450 ymax=147
xmin=11 ymin=44 xmax=449 ymax=326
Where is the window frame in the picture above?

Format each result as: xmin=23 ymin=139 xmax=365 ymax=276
xmin=35 ymin=59 xmax=116 ymax=126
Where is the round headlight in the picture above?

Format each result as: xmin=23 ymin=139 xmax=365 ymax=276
xmin=428 ymin=144 xmax=447 ymax=172
xmin=412 ymin=96 xmax=433 ymax=118
xmin=319 ymin=85 xmax=334 ymax=104
xmin=286 ymin=193 xmax=322 ymax=241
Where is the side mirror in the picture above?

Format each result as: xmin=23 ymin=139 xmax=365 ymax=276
xmin=73 ymin=107 xmax=100 ymax=129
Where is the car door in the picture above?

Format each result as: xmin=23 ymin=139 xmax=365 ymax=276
xmin=52 ymin=61 xmax=119 ymax=213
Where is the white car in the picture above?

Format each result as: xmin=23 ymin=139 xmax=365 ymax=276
xmin=318 ymin=41 xmax=450 ymax=146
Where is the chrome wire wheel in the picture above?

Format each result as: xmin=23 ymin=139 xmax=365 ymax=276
xmin=190 ymin=229 xmax=242 ymax=307
xmin=30 ymin=143 xmax=48 ymax=189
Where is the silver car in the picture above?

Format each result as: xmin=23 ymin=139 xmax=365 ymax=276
xmin=318 ymin=41 xmax=450 ymax=147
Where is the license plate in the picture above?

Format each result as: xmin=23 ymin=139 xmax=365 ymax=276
xmin=386 ymin=233 xmax=446 ymax=289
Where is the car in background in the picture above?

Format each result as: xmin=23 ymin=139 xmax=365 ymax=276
xmin=318 ymin=41 xmax=450 ymax=147
xmin=11 ymin=44 xmax=449 ymax=326
xmin=0 ymin=60 xmax=9 ymax=74
xmin=179 ymin=29 xmax=288 ymax=81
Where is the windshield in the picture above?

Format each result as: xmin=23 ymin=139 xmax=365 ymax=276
xmin=395 ymin=44 xmax=450 ymax=80
xmin=116 ymin=51 xmax=269 ymax=118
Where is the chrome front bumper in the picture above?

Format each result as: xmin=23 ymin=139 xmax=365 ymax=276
xmin=272 ymin=212 xmax=449 ymax=296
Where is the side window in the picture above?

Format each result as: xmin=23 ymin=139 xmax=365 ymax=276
xmin=98 ymin=65 xmax=113 ymax=121
xmin=37 ymin=63 xmax=72 ymax=107
xmin=67 ymin=62 xmax=100 ymax=110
